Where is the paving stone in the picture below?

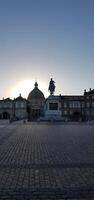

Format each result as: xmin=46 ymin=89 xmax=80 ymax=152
xmin=0 ymin=123 xmax=94 ymax=199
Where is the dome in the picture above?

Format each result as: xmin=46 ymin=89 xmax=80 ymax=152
xmin=27 ymin=82 xmax=45 ymax=101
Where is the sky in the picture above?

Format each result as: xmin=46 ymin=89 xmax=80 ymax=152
xmin=0 ymin=0 xmax=94 ymax=98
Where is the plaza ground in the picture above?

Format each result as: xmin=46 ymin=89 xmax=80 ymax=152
xmin=0 ymin=121 xmax=94 ymax=199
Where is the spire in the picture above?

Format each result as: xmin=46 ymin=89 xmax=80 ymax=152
xmin=34 ymin=81 xmax=38 ymax=88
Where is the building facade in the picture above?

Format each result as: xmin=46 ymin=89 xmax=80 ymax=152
xmin=0 ymin=81 xmax=94 ymax=121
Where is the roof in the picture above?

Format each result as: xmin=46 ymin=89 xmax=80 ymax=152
xmin=60 ymin=95 xmax=84 ymax=100
xmin=0 ymin=97 xmax=12 ymax=102
xmin=14 ymin=94 xmax=26 ymax=101
xmin=84 ymin=89 xmax=94 ymax=95
xmin=28 ymin=82 xmax=45 ymax=101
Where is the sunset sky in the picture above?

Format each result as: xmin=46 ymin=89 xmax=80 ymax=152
xmin=0 ymin=0 xmax=94 ymax=98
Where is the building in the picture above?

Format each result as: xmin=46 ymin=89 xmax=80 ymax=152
xmin=0 ymin=81 xmax=94 ymax=121
xmin=27 ymin=82 xmax=45 ymax=120
xmin=0 ymin=95 xmax=27 ymax=120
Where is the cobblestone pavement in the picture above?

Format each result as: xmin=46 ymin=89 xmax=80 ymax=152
xmin=0 ymin=122 xmax=94 ymax=199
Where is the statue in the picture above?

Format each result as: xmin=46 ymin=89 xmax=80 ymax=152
xmin=48 ymin=78 xmax=55 ymax=95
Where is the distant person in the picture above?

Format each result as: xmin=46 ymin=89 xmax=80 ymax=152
xmin=23 ymin=119 xmax=26 ymax=124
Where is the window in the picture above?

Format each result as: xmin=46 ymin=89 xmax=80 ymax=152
xmin=3 ymin=103 xmax=7 ymax=108
xmin=86 ymin=102 xmax=90 ymax=108
xmin=81 ymin=102 xmax=85 ymax=108
xmin=69 ymin=101 xmax=80 ymax=108
xmin=15 ymin=102 xmax=25 ymax=108
xmin=64 ymin=110 xmax=67 ymax=115
xmin=15 ymin=102 xmax=20 ymax=108
xmin=21 ymin=102 xmax=24 ymax=108
xmin=63 ymin=103 xmax=67 ymax=108
xmin=86 ymin=110 xmax=89 ymax=115
xmin=70 ymin=110 xmax=73 ymax=115
xmin=92 ymin=110 xmax=94 ymax=115
xmin=0 ymin=104 xmax=2 ymax=108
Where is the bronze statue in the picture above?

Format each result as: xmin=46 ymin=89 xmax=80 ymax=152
xmin=48 ymin=78 xmax=55 ymax=95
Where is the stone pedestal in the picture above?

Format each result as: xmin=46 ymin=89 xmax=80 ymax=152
xmin=44 ymin=95 xmax=63 ymax=121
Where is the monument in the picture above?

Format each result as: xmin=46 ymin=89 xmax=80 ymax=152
xmin=44 ymin=78 xmax=62 ymax=121
xmin=48 ymin=78 xmax=55 ymax=95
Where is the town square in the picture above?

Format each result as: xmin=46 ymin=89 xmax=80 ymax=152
xmin=0 ymin=0 xmax=94 ymax=199
xmin=0 ymin=120 xmax=94 ymax=199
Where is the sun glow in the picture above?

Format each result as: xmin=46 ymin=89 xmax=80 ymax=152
xmin=10 ymin=79 xmax=49 ymax=99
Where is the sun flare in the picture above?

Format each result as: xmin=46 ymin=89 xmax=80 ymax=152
xmin=10 ymin=79 xmax=49 ymax=99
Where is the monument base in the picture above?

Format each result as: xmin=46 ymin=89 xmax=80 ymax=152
xmin=39 ymin=115 xmax=64 ymax=122
xmin=39 ymin=95 xmax=64 ymax=121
